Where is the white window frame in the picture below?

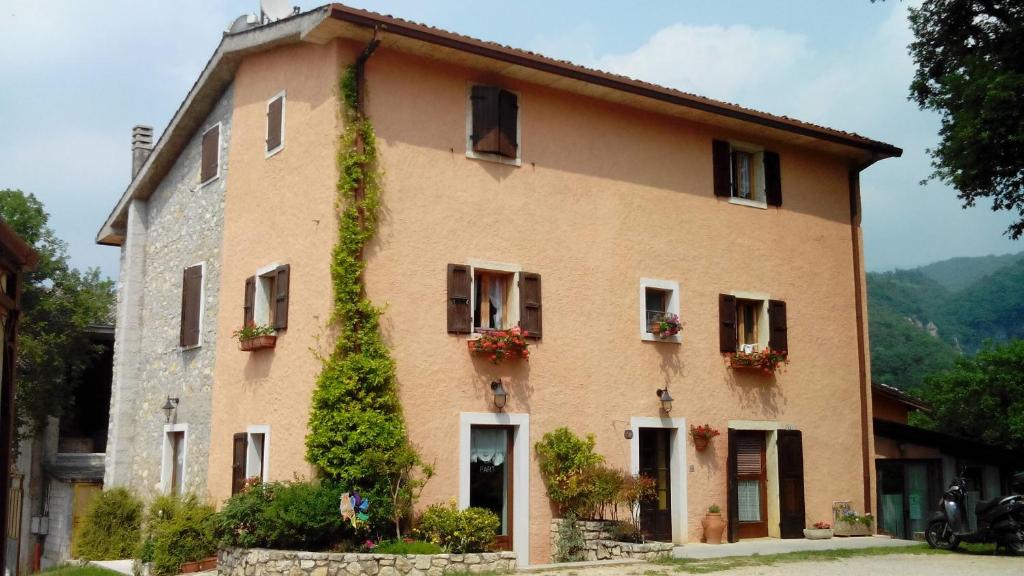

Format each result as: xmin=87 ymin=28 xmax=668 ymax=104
xmin=465 ymin=84 xmax=522 ymax=167
xmin=629 ymin=416 xmax=688 ymax=544
xmin=265 ymin=90 xmax=286 ymax=158
xmin=467 ymin=259 xmax=521 ymax=336
xmin=245 ymin=425 xmax=271 ymax=482
xmin=199 ymin=122 xmax=222 ymax=187
xmin=726 ymin=140 xmax=767 ymax=209
xmin=160 ymin=423 xmax=189 ymax=495
xmin=181 ymin=262 xmax=206 ymax=350
xmin=639 ymin=278 xmax=681 ymax=343
xmin=730 ymin=290 xmax=771 ymax=352
xmin=459 ymin=412 xmax=530 ymax=566
xmin=253 ymin=262 xmax=280 ymax=328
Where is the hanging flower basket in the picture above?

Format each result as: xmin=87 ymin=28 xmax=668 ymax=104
xmin=233 ymin=322 xmax=277 ymax=351
xmin=468 ymin=327 xmax=530 ymax=364
xmin=690 ymin=424 xmax=720 ymax=451
xmin=726 ymin=347 xmax=787 ymax=373
xmin=649 ymin=314 xmax=681 ymax=338
xmin=239 ymin=335 xmax=277 ymax=351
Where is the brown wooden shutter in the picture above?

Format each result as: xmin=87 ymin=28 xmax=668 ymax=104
xmin=727 ymin=428 xmax=739 ymax=543
xmin=719 ymin=293 xmax=737 ymax=353
xmin=243 ymin=276 xmax=255 ymax=326
xmin=447 ymin=264 xmax=472 ymax=334
xmin=777 ymin=429 xmax=806 ymax=539
xmin=518 ymin=272 xmax=542 ymax=339
xmin=201 ymin=125 xmax=219 ymax=182
xmin=498 ymin=89 xmax=518 ymax=159
xmin=267 ymin=96 xmax=283 ymax=152
xmin=179 ymin=265 xmax=202 ymax=347
xmin=712 ymin=140 xmax=732 ymax=197
xmin=764 ymin=150 xmax=782 ymax=206
xmin=768 ymin=299 xmax=788 ymax=353
xmin=274 ymin=264 xmax=290 ymax=331
xmin=231 ymin=433 xmax=247 ymax=495
xmin=471 ymin=85 xmax=501 ymax=155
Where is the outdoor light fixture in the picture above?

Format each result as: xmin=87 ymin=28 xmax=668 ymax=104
xmin=490 ymin=380 xmax=508 ymax=411
xmin=162 ymin=396 xmax=180 ymax=423
xmin=656 ymin=388 xmax=673 ymax=413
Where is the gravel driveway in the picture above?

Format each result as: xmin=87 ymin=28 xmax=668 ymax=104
xmin=527 ymin=553 xmax=1022 ymax=575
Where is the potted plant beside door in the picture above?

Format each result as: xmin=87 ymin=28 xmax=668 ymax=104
xmin=702 ymin=504 xmax=727 ymax=544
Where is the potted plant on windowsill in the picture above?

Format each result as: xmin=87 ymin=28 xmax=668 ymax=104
xmin=689 ymin=424 xmax=720 ymax=452
xmin=725 ymin=346 xmax=787 ymax=374
xmin=702 ymin=504 xmax=727 ymax=544
xmin=804 ymin=521 xmax=833 ymax=540
xmin=467 ymin=326 xmax=529 ymax=364
xmin=233 ymin=322 xmax=277 ymax=351
xmin=649 ymin=313 xmax=681 ymax=339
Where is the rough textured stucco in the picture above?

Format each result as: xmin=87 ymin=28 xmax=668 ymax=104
xmin=105 ymin=82 xmax=233 ymax=499
xmin=208 ymin=43 xmax=877 ymax=563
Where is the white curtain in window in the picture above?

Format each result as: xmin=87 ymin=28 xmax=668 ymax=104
xmin=489 ymin=278 xmax=504 ymax=328
xmin=737 ymin=479 xmax=761 ymax=522
xmin=470 ymin=428 xmax=506 ymax=466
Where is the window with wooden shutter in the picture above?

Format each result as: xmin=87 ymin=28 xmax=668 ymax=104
xmin=243 ymin=276 xmax=256 ymax=326
xmin=712 ymin=140 xmax=732 ymax=197
xmin=266 ymin=93 xmax=285 ymax=155
xmin=200 ymin=124 xmax=220 ymax=184
xmin=180 ymin=265 xmax=203 ymax=348
xmin=518 ymin=272 xmax=542 ymax=339
xmin=471 ymin=85 xmax=518 ymax=160
xmin=231 ymin=433 xmax=246 ymax=495
xmin=498 ymin=90 xmax=518 ymax=158
xmin=273 ymin=264 xmax=289 ymax=330
xmin=764 ymin=150 xmax=782 ymax=206
xmin=768 ymin=299 xmax=788 ymax=353
xmin=719 ymin=293 xmax=737 ymax=352
xmin=447 ymin=264 xmax=472 ymax=334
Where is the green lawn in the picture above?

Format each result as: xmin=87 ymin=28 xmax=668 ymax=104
xmin=39 ymin=565 xmax=125 ymax=576
xmin=655 ymin=543 xmax=1003 ymax=574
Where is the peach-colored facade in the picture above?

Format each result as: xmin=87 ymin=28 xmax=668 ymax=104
xmin=206 ymin=29 xmax=889 ymax=564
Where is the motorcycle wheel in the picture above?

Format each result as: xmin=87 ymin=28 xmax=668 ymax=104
xmin=925 ymin=520 xmax=960 ymax=551
xmin=1009 ymin=531 xmax=1024 ymax=555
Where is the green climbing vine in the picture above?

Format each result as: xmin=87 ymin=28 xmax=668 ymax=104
xmin=306 ymin=65 xmax=428 ymax=536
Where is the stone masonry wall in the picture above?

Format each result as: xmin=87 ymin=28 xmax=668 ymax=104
xmin=105 ymin=82 xmax=234 ymax=499
xmin=218 ymin=548 xmax=518 ymax=576
xmin=549 ymin=519 xmax=674 ymax=562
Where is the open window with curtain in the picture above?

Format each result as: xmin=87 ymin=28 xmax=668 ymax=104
xmin=474 ymin=270 xmax=514 ymax=331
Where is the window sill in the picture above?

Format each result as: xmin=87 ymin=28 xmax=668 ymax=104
xmin=180 ymin=343 xmax=202 ymax=351
xmin=465 ymin=150 xmax=522 ymax=167
xmin=728 ymin=197 xmax=767 ymax=210
xmin=641 ymin=333 xmax=681 ymax=344
xmin=265 ymin=144 xmax=284 ymax=159
xmin=199 ymin=174 xmax=220 ymax=188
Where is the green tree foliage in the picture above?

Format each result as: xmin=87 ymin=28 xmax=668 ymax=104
xmin=139 ymin=495 xmax=218 ymax=576
xmin=907 ymin=1 xmax=1024 ymax=238
xmin=304 ymin=67 xmax=425 ymax=534
xmin=214 ymin=480 xmax=349 ymax=550
xmin=73 ymin=488 xmax=143 ymax=560
xmin=535 ymin=427 xmax=605 ymax=515
xmin=415 ymin=500 xmax=500 ymax=553
xmin=913 ymin=339 xmax=1024 ymax=451
xmin=0 ymin=190 xmax=115 ymax=434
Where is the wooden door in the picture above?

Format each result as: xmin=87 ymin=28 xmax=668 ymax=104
xmin=777 ymin=429 xmax=806 ymax=539
xmin=469 ymin=426 xmax=514 ymax=551
xmin=71 ymin=483 xmax=102 ymax=556
xmin=639 ymin=428 xmax=673 ymax=542
xmin=734 ymin=431 xmax=768 ymax=539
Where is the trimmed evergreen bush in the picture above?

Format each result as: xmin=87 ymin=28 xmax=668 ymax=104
xmin=214 ymin=479 xmax=348 ymax=550
xmin=73 ymin=488 xmax=143 ymax=560
xmin=415 ymin=500 xmax=500 ymax=553
xmin=141 ymin=494 xmax=217 ymax=576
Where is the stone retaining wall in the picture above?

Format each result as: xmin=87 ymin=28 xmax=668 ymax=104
xmin=550 ymin=519 xmax=674 ymax=562
xmin=218 ymin=548 xmax=517 ymax=576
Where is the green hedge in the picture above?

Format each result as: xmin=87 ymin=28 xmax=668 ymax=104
xmin=214 ymin=479 xmax=348 ymax=550
xmin=73 ymin=488 xmax=142 ymax=560
xmin=139 ymin=494 xmax=217 ymax=576
xmin=415 ymin=500 xmax=500 ymax=553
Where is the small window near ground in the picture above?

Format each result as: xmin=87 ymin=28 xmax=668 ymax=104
xmin=162 ymin=427 xmax=187 ymax=496
xmin=474 ymin=270 xmax=515 ymax=331
xmin=639 ymin=279 xmax=681 ymax=342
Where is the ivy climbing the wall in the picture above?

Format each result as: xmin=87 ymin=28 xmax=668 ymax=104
xmin=306 ymin=64 xmax=430 ymax=538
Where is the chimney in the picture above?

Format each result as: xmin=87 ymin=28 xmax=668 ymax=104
xmin=131 ymin=125 xmax=154 ymax=179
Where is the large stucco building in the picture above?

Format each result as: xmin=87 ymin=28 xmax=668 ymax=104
xmin=97 ymin=4 xmax=900 ymax=565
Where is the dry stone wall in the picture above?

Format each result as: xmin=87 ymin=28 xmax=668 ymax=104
xmin=218 ymin=548 xmax=517 ymax=576
xmin=550 ymin=519 xmax=674 ymax=562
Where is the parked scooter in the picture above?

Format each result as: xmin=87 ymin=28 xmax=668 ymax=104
xmin=925 ymin=474 xmax=1024 ymax=554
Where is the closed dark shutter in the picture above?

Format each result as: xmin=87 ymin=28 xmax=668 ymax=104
xmin=764 ymin=150 xmax=782 ymax=206
xmin=231 ymin=433 xmax=247 ymax=495
xmin=447 ymin=264 xmax=472 ymax=334
xmin=727 ymin=428 xmax=739 ymax=543
xmin=712 ymin=140 xmax=732 ymax=197
xmin=768 ymin=300 xmax=788 ymax=353
xmin=518 ymin=272 xmax=542 ymax=339
xmin=471 ymin=86 xmax=501 ymax=155
xmin=243 ymin=276 xmax=255 ymax=326
xmin=498 ymin=89 xmax=518 ymax=159
xmin=719 ymin=293 xmax=737 ymax=353
xmin=201 ymin=125 xmax=219 ymax=182
xmin=180 ymin=265 xmax=202 ymax=347
xmin=777 ymin=429 xmax=806 ymax=539
xmin=267 ymin=95 xmax=284 ymax=152
xmin=274 ymin=264 xmax=290 ymax=330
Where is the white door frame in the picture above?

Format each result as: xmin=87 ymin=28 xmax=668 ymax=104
xmin=728 ymin=420 xmax=782 ymax=538
xmin=629 ymin=416 xmax=688 ymax=544
xmin=459 ymin=412 xmax=530 ymax=566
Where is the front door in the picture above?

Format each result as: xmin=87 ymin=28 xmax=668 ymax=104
xmin=71 ymin=483 xmax=102 ymax=557
xmin=733 ymin=430 xmax=768 ymax=539
xmin=469 ymin=426 xmax=513 ymax=550
xmin=639 ymin=428 xmax=672 ymax=542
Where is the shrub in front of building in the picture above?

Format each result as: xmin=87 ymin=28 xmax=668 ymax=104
xmin=214 ymin=479 xmax=349 ymax=550
xmin=139 ymin=494 xmax=217 ymax=576
xmin=415 ymin=500 xmax=500 ymax=553
xmin=73 ymin=487 xmax=143 ymax=560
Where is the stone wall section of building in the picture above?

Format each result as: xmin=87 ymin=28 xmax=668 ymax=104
xmin=105 ymin=82 xmax=234 ymax=500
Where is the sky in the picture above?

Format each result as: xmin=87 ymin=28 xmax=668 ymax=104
xmin=2 ymin=0 xmax=1021 ymax=279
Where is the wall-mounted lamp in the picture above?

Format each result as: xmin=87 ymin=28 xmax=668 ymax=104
xmin=656 ymin=388 xmax=673 ymax=413
xmin=490 ymin=380 xmax=508 ymax=411
xmin=162 ymin=396 xmax=180 ymax=423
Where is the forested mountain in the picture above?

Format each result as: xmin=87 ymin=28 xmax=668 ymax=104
xmin=868 ymin=252 xmax=1024 ymax=391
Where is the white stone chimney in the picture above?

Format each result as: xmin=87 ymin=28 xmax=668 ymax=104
xmin=131 ymin=125 xmax=154 ymax=179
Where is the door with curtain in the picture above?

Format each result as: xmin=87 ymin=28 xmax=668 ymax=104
xmin=469 ymin=426 xmax=513 ymax=550
xmin=730 ymin=430 xmax=768 ymax=539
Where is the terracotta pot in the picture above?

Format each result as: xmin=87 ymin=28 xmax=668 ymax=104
xmin=198 ymin=557 xmax=218 ymax=571
xmin=179 ymin=561 xmax=200 ymax=574
xmin=702 ymin=512 xmax=727 ymax=544
xmin=693 ymin=436 xmax=709 ymax=451
xmin=239 ymin=334 xmax=277 ymax=351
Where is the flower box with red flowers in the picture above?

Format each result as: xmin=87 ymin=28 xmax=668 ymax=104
xmin=649 ymin=313 xmax=681 ymax=339
xmin=689 ymin=424 xmax=720 ymax=451
xmin=726 ymin=346 xmax=787 ymax=373
xmin=467 ymin=327 xmax=530 ymax=364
